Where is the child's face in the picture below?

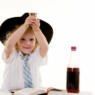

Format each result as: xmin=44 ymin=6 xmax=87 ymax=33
xmin=17 ymin=31 xmax=36 ymax=55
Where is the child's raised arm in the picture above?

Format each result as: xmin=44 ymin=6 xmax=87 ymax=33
xmin=4 ymin=17 xmax=30 ymax=59
xmin=29 ymin=15 xmax=48 ymax=57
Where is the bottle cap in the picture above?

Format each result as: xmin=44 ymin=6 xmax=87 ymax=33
xmin=71 ymin=46 xmax=77 ymax=51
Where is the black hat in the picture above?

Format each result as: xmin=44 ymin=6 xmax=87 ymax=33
xmin=0 ymin=13 xmax=53 ymax=44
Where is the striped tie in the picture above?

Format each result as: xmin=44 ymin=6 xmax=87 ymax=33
xmin=23 ymin=55 xmax=33 ymax=88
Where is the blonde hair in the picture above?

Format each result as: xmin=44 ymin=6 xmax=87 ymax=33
xmin=5 ymin=26 xmax=39 ymax=53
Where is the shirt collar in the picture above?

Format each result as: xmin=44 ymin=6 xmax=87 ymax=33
xmin=18 ymin=51 xmax=30 ymax=60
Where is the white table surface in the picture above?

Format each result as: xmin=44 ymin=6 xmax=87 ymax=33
xmin=48 ymin=90 xmax=92 ymax=95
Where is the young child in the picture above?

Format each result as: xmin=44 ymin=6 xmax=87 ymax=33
xmin=0 ymin=13 xmax=53 ymax=90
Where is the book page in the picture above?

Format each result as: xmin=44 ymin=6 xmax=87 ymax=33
xmin=14 ymin=88 xmax=46 ymax=95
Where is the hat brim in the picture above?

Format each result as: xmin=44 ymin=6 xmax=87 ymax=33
xmin=0 ymin=13 xmax=53 ymax=44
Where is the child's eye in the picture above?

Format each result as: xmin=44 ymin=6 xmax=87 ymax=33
xmin=21 ymin=38 xmax=25 ymax=41
xmin=30 ymin=39 xmax=34 ymax=41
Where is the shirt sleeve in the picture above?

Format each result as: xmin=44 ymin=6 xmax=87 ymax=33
xmin=2 ymin=48 xmax=17 ymax=63
xmin=33 ymin=47 xmax=48 ymax=66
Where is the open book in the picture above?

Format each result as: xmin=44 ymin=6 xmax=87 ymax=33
xmin=11 ymin=88 xmax=47 ymax=95
xmin=0 ymin=87 xmax=65 ymax=95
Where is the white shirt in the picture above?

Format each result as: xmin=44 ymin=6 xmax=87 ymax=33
xmin=1 ymin=47 xmax=47 ymax=90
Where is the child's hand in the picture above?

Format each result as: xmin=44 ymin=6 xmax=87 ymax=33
xmin=24 ymin=14 xmax=40 ymax=31
xmin=30 ymin=18 xmax=40 ymax=31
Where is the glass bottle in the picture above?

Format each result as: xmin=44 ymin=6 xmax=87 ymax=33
xmin=66 ymin=46 xmax=80 ymax=93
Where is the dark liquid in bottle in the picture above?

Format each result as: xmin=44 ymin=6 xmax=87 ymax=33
xmin=66 ymin=67 xmax=79 ymax=93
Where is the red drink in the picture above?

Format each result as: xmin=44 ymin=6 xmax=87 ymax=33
xmin=66 ymin=67 xmax=79 ymax=93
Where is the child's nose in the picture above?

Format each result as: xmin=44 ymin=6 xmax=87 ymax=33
xmin=26 ymin=41 xmax=31 ymax=45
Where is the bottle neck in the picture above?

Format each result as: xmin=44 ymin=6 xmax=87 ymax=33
xmin=68 ymin=50 xmax=78 ymax=68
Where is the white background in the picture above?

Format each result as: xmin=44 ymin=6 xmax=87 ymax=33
xmin=0 ymin=0 xmax=95 ymax=94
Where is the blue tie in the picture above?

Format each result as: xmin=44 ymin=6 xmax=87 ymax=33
xmin=23 ymin=55 xmax=33 ymax=88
